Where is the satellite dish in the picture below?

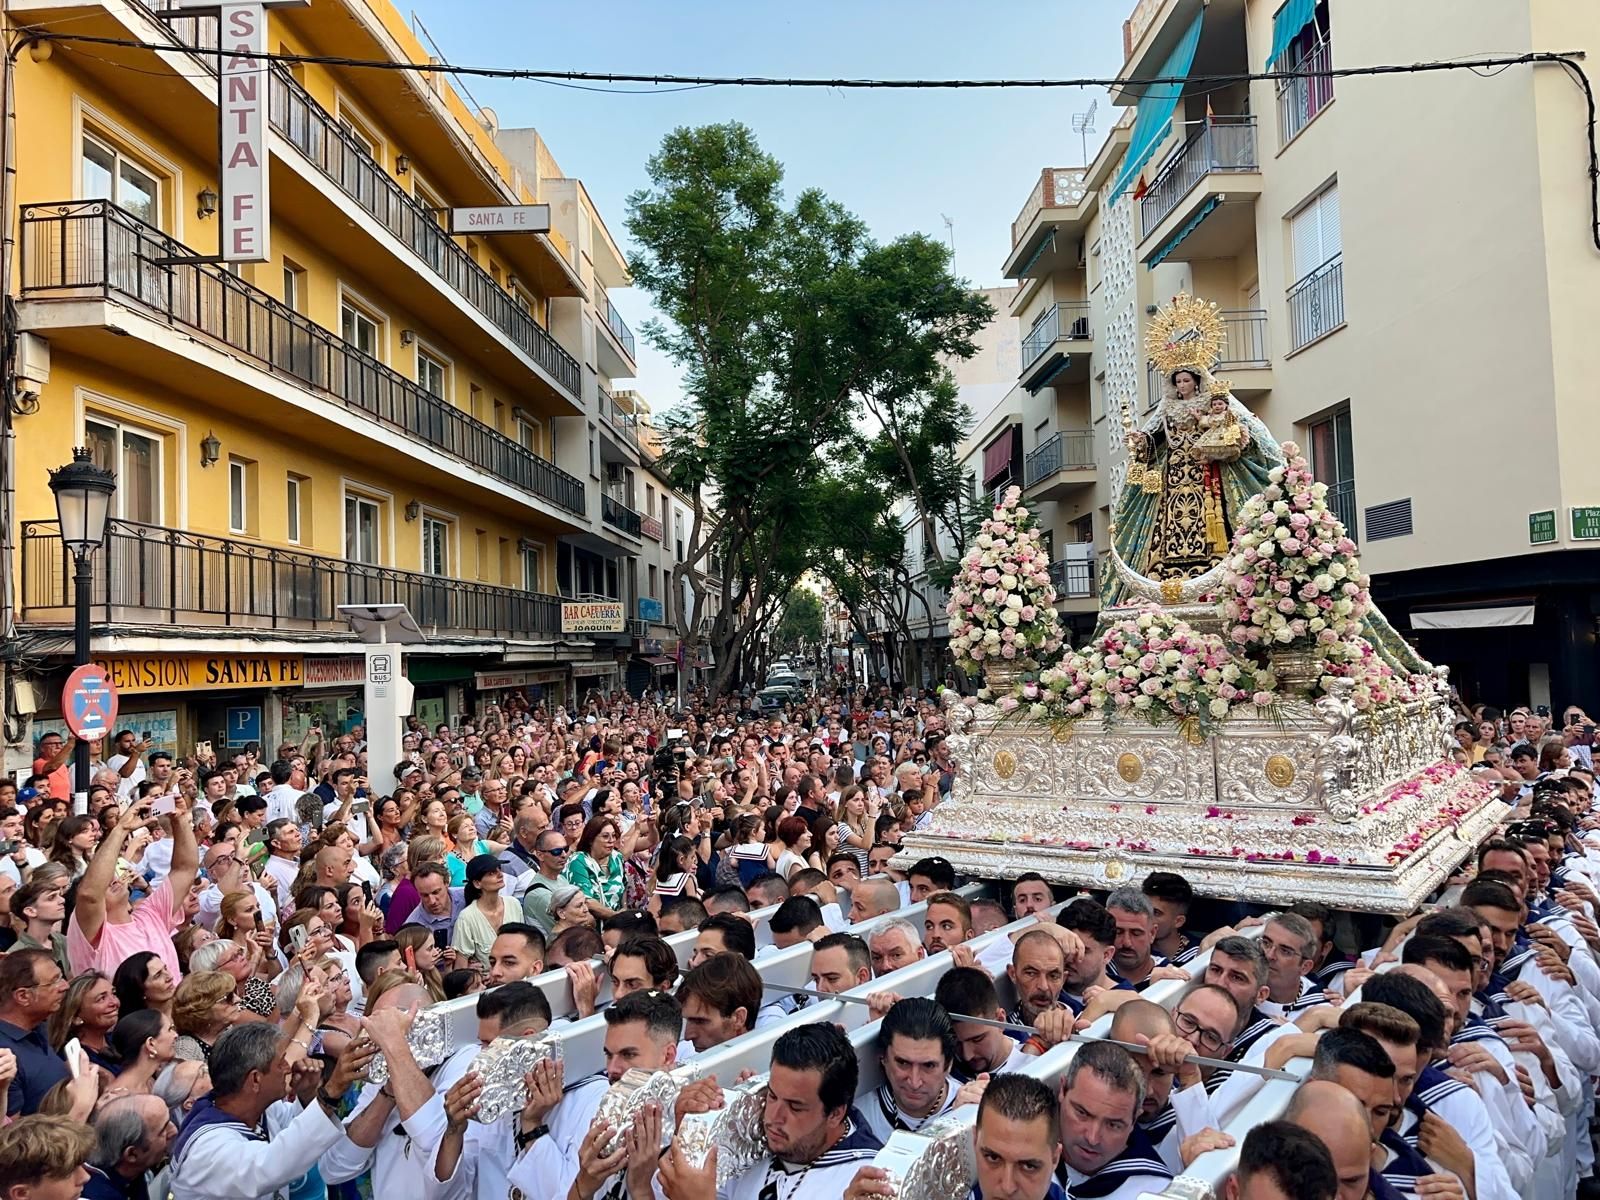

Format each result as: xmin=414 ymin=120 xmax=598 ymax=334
xmin=479 ymin=106 xmax=499 ymax=135
xmin=337 ymin=604 xmax=427 ymax=645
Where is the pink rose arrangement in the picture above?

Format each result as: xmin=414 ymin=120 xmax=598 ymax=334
xmin=947 ymin=485 xmax=1063 ymax=678
xmin=1036 ymin=606 xmax=1275 ymax=731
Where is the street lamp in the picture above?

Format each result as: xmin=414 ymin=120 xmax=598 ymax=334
xmin=48 ymin=447 xmax=116 ymax=794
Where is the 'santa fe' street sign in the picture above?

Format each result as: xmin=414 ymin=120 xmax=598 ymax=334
xmin=447 ymin=205 xmax=552 ymax=235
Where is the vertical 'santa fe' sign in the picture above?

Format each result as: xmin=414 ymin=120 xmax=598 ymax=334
xmin=218 ymin=1 xmax=269 ymax=261
xmin=173 ymin=0 xmax=306 ymax=262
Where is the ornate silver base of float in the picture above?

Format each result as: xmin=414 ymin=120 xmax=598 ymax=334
xmin=897 ymin=683 xmax=1507 ymax=914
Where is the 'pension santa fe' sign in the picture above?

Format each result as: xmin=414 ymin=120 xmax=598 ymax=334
xmin=448 ymin=205 xmax=552 ymax=235
xmin=174 ymin=0 xmax=308 ymax=263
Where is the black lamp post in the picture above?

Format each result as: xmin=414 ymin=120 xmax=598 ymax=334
xmin=48 ymin=447 xmax=116 ymax=795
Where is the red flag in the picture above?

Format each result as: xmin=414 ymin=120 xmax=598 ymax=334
xmin=1132 ymin=173 xmax=1148 ymax=201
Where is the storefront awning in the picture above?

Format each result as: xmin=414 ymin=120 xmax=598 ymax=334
xmin=1266 ymin=0 xmax=1317 ymax=67
xmin=639 ymin=655 xmax=676 ymax=668
xmin=1410 ymin=604 xmax=1535 ymax=631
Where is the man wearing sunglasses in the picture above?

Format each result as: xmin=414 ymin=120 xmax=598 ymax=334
xmin=514 ymin=829 xmax=570 ymax=936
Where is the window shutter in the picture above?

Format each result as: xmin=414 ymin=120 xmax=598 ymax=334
xmin=1291 ymin=201 xmax=1321 ymax=278
xmin=1319 ymin=184 xmax=1342 ymax=258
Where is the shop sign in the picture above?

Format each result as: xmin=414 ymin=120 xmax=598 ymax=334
xmin=570 ymin=661 xmax=616 ymax=677
xmin=637 ymin=638 xmax=663 ymax=656
xmin=1529 ymin=510 xmax=1558 ymax=545
xmin=97 ymin=654 xmax=303 ymax=694
xmin=303 ymin=656 xmax=367 ymax=689
xmin=476 ymin=668 xmax=566 ymax=691
xmin=561 ymin=601 xmax=626 ymax=634
xmin=638 ymin=596 xmax=664 ymax=623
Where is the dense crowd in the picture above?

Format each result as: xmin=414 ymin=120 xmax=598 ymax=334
xmin=0 ymin=685 xmax=1595 ymax=1200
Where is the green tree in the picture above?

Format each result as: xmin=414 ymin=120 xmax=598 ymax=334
xmin=627 ymin=122 xmax=992 ymax=692
xmin=776 ymin=587 xmax=825 ymax=650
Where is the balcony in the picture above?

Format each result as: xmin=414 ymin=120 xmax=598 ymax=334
xmin=1024 ymin=430 xmax=1097 ymax=500
xmin=1326 ymin=479 xmax=1358 ymax=542
xmin=1138 ymin=117 xmax=1261 ymax=267
xmin=20 ymin=202 xmax=587 ymax=518
xmin=21 ymin=519 xmax=564 ymax=639
xmin=1287 ymin=255 xmax=1345 ymax=352
xmin=601 ymin=495 xmax=644 ymax=538
xmin=1277 ymin=36 xmax=1334 ymax=147
xmin=1049 ymin=556 xmax=1098 ymax=600
xmin=596 ymin=284 xmax=637 ymax=377
xmin=599 ymin=385 xmax=640 ymax=451
xmin=1004 ymin=168 xmax=1092 ymax=280
xmin=1020 ymin=303 xmax=1093 ymax=392
xmin=147 ymin=9 xmax=583 ymax=404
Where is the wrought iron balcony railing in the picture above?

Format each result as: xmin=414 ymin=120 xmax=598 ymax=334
xmin=1049 ymin=556 xmax=1097 ymax=599
xmin=147 ymin=6 xmax=582 ymax=400
xmin=21 ymin=519 xmax=563 ymax=637
xmin=601 ymin=494 xmax=643 ymax=537
xmin=20 ymin=201 xmax=586 ymax=517
xmin=1024 ymin=430 xmax=1096 ymax=486
xmin=1020 ymin=302 xmax=1092 ymax=366
xmin=1287 ymin=255 xmax=1345 ymax=352
xmin=1139 ymin=116 xmax=1259 ymax=233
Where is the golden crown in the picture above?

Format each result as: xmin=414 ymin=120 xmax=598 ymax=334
xmin=1145 ymin=292 xmax=1226 ymax=379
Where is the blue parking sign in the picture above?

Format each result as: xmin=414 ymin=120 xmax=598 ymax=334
xmin=226 ymin=706 xmax=262 ymax=746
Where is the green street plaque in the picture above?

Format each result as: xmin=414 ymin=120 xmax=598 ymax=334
xmin=1572 ymin=507 xmax=1600 ymax=541
xmin=1529 ymin=510 xmax=1557 ymax=545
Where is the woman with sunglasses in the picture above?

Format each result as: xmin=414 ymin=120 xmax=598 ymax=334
xmin=170 ymin=970 xmax=244 ymax=1063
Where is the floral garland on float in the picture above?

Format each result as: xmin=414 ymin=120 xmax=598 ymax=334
xmin=1214 ymin=442 xmax=1432 ymax=710
xmin=960 ymin=446 xmax=1430 ymax=732
xmin=946 ymin=485 xmax=1064 ymax=692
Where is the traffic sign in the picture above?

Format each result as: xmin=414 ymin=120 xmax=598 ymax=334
xmin=62 ymin=663 xmax=119 ymax=743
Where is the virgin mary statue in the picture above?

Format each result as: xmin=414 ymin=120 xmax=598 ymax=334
xmin=1102 ymin=293 xmax=1429 ymax=678
xmin=1102 ymin=294 xmax=1279 ymax=609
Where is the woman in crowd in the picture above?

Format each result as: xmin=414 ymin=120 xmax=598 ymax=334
xmin=563 ymin=816 xmax=624 ymax=918
xmin=47 ymin=972 xmax=120 ymax=1072
xmin=772 ymin=815 xmax=812 ymax=881
xmin=547 ymin=882 xmax=597 ymax=938
xmin=387 ymin=835 xmax=445 ymax=927
xmin=190 ymin=936 xmax=276 ymax=1018
xmin=452 ymin=854 xmax=523 ymax=967
xmin=445 ymin=814 xmax=491 ymax=885
xmin=171 ymin=970 xmax=244 ymax=1063
xmin=111 ymin=951 xmax=176 ymax=1021
xmin=47 ymin=815 xmax=98 ymax=880
xmin=393 ymin=923 xmax=447 ymax=1002
xmin=173 ymin=925 xmax=216 ymax=974
xmin=104 ymin=1008 xmax=177 ymax=1097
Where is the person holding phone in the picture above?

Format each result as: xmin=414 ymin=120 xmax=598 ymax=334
xmin=67 ymin=788 xmax=197 ymax=980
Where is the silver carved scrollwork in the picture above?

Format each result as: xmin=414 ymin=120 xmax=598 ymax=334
xmin=1313 ymin=681 xmax=1361 ymax=822
xmin=1151 ymin=1177 xmax=1218 ymax=1200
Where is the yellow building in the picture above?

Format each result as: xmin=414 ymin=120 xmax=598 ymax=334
xmin=0 ymin=0 xmax=665 ymax=756
xmin=980 ymin=0 xmax=1600 ymax=710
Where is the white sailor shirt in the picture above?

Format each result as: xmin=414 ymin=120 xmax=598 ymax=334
xmin=858 ymin=1078 xmax=961 ymax=1144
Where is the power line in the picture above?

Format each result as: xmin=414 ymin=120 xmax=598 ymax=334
xmin=9 ymin=26 xmax=1598 ymax=252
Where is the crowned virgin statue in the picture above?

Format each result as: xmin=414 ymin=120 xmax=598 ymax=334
xmin=1103 ymin=295 xmax=1280 ymax=608
xmin=1102 ymin=293 xmax=1429 ymax=677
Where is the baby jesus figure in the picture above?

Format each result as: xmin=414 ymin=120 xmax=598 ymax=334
xmin=1192 ymin=393 xmax=1244 ymax=460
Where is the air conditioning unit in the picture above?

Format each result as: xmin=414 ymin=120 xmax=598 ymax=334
xmin=605 ymin=463 xmax=625 ymax=483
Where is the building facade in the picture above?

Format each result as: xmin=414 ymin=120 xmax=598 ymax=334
xmin=975 ymin=0 xmax=1600 ymax=710
xmin=0 ymin=0 xmax=703 ymax=769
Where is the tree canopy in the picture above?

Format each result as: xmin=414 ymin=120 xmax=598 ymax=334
xmin=627 ymin=121 xmax=992 ymax=690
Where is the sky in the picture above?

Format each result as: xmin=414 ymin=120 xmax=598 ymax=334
xmin=405 ymin=0 xmax=1131 ymax=416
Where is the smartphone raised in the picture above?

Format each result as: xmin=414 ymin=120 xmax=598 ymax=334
xmin=288 ymin=924 xmax=309 ymax=952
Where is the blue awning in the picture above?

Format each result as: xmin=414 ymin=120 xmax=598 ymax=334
xmin=1146 ymin=196 xmax=1220 ymax=266
xmin=1266 ymin=0 xmax=1317 ymax=67
xmin=1111 ymin=11 xmax=1205 ymax=202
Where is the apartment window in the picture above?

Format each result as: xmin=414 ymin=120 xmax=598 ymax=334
xmin=674 ymin=510 xmax=685 ymax=561
xmin=1287 ymin=183 xmax=1344 ymax=351
xmin=522 ymin=543 xmax=544 ymax=592
xmin=81 ymin=132 xmax=160 ymax=225
xmin=344 ymin=493 xmax=382 ymax=565
xmin=286 ymin=474 xmax=306 ymax=543
xmin=421 ymin=515 xmax=450 ymax=577
xmin=1308 ymin=407 xmax=1357 ymax=539
xmin=648 ymin=563 xmax=658 ymax=597
xmin=228 ymin=458 xmax=250 ymax=534
xmin=1276 ymin=0 xmax=1333 ymax=146
xmin=282 ymin=261 xmax=306 ymax=313
xmin=588 ymin=424 xmax=597 ymax=478
xmin=417 ymin=349 xmax=448 ymax=400
xmin=340 ymin=298 xmax=382 ymax=359
xmin=84 ymin=416 xmax=161 ymax=523
xmin=516 ymin=418 xmax=538 ymax=452
xmin=475 ymin=530 xmax=489 ymax=581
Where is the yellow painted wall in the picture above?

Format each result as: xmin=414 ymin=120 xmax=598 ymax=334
xmin=16 ymin=352 xmax=563 ymax=590
xmin=13 ymin=38 xmax=572 ymax=432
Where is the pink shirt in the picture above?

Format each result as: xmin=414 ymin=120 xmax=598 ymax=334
xmin=67 ymin=877 xmax=183 ymax=981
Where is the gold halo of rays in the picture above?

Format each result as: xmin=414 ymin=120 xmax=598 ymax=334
xmin=1145 ymin=292 xmax=1227 ymax=379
